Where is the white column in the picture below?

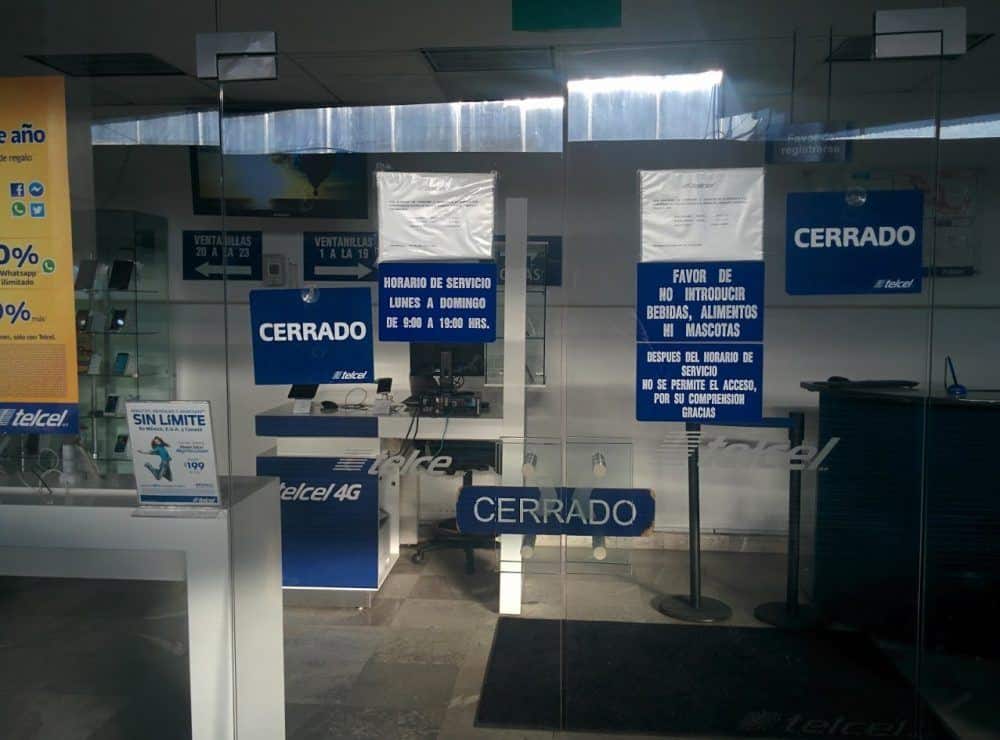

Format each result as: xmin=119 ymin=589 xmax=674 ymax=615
xmin=499 ymin=197 xmax=528 ymax=615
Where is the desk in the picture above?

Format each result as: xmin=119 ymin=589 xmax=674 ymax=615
xmin=0 ymin=477 xmax=285 ymax=740
xmin=255 ymin=401 xmax=507 ymax=599
xmin=803 ymin=383 xmax=1000 ymax=656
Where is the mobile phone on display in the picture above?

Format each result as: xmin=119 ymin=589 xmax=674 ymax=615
xmin=105 ymin=395 xmax=120 ymax=414
xmin=75 ymin=259 xmax=98 ymax=290
xmin=76 ymin=309 xmax=91 ymax=331
xmin=288 ymin=384 xmax=319 ymax=400
xmin=108 ymin=260 xmax=134 ymax=291
xmin=114 ymin=434 xmax=129 ymax=454
xmin=113 ymin=352 xmax=130 ymax=376
xmin=109 ymin=309 xmax=128 ymax=331
xmin=87 ymin=353 xmax=103 ymax=375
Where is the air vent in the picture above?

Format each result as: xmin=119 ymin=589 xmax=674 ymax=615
xmin=422 ymin=46 xmax=553 ymax=73
xmin=827 ymin=33 xmax=992 ymax=62
xmin=25 ymin=53 xmax=185 ymax=77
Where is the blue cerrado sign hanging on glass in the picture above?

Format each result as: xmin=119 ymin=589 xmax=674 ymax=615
xmin=785 ymin=190 xmax=923 ymax=295
xmin=249 ymin=287 xmax=374 ymax=385
xmin=378 ymin=261 xmax=497 ymax=342
xmin=456 ymin=486 xmax=655 ymax=536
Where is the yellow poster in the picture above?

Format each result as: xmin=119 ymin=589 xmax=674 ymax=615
xmin=0 ymin=77 xmax=78 ymax=433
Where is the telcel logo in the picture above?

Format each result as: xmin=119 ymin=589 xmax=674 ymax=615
xmin=873 ymin=278 xmax=915 ymax=290
xmin=0 ymin=408 xmax=70 ymax=429
xmin=333 ymin=370 xmax=369 ymax=380
xmin=281 ymin=482 xmax=362 ymax=502
xmin=700 ymin=436 xmax=839 ymax=470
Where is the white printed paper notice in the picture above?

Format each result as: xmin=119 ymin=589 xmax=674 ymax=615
xmin=640 ymin=168 xmax=764 ymax=262
xmin=376 ymin=171 xmax=496 ymax=262
xmin=126 ymin=401 xmax=221 ymax=506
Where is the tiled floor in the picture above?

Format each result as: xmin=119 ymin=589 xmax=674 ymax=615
xmin=1 ymin=549 xmax=998 ymax=739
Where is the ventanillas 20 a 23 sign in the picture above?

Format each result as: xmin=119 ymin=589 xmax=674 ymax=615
xmin=456 ymin=486 xmax=655 ymax=537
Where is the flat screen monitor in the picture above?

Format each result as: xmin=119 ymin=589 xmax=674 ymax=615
xmin=409 ymin=343 xmax=485 ymax=380
xmin=190 ymin=147 xmax=368 ymax=219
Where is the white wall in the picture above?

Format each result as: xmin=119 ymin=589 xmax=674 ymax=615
xmin=92 ymin=135 xmax=1000 ymax=533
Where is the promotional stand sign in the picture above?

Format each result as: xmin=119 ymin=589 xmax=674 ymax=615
xmin=126 ymin=401 xmax=221 ymax=507
xmin=636 ymin=168 xmax=765 ymax=424
xmin=376 ymin=171 xmax=498 ymax=343
xmin=249 ymin=287 xmax=374 ymax=384
xmin=0 ymin=77 xmax=79 ymax=434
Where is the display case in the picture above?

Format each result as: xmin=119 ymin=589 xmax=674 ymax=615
xmin=75 ymin=210 xmax=172 ymax=475
xmin=487 ymin=284 xmax=547 ymax=386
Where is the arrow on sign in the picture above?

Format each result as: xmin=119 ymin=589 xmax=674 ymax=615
xmin=314 ymin=264 xmax=374 ymax=279
xmin=195 ymin=262 xmax=253 ymax=278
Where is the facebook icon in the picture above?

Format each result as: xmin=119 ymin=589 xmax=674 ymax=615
xmin=9 ymin=182 xmax=24 ymax=198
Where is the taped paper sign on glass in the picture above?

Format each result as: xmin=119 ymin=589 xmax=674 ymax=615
xmin=639 ymin=168 xmax=764 ymax=262
xmin=376 ymin=171 xmax=496 ymax=262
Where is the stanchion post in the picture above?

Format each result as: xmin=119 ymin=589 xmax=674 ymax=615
xmin=754 ymin=410 xmax=820 ymax=629
xmin=654 ymin=422 xmax=731 ymax=623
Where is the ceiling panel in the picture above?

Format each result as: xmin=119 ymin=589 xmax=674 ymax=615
xmin=435 ymin=70 xmax=562 ymax=102
xmin=86 ymin=75 xmax=217 ymax=106
xmin=290 ymin=50 xmax=431 ymax=77
xmin=324 ymin=75 xmax=447 ymax=106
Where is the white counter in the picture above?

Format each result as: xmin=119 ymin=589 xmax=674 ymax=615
xmin=0 ymin=476 xmax=285 ymax=740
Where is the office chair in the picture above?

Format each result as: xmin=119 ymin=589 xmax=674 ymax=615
xmin=410 ymin=469 xmax=496 ymax=574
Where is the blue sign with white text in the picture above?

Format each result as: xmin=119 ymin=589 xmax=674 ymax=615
xmin=256 ymin=455 xmax=380 ymax=588
xmin=303 ymin=231 xmax=377 ymax=282
xmin=636 ymin=342 xmax=763 ymax=423
xmin=249 ymin=287 xmax=373 ymax=385
xmin=494 ymin=235 xmax=563 ymax=286
xmin=378 ymin=261 xmax=497 ymax=342
xmin=637 ymin=261 xmax=764 ymax=343
xmin=456 ymin=486 xmax=654 ymax=536
xmin=183 ymin=230 xmax=262 ymax=281
xmin=786 ymin=190 xmax=923 ymax=295
xmin=0 ymin=403 xmax=78 ymax=434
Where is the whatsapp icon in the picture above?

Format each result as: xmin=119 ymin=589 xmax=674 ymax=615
xmin=42 ymin=258 xmax=56 ymax=274
xmin=11 ymin=202 xmax=26 ymax=217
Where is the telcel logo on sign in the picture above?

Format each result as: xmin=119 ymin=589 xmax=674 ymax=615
xmin=0 ymin=404 xmax=77 ymax=433
xmin=249 ymin=287 xmax=374 ymax=385
xmin=281 ymin=482 xmax=363 ymax=502
xmin=456 ymin=486 xmax=654 ymax=537
xmin=786 ymin=190 xmax=923 ymax=295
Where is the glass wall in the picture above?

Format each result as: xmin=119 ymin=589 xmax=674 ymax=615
xmin=1 ymin=2 xmax=999 ymax=739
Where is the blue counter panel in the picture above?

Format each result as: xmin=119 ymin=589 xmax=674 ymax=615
xmin=255 ymin=413 xmax=378 ymax=438
xmin=257 ymin=455 xmax=380 ymax=589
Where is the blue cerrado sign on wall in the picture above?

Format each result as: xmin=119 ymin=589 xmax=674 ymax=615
xmin=249 ymin=287 xmax=374 ymax=385
xmin=785 ymin=190 xmax=923 ymax=295
xmin=378 ymin=261 xmax=497 ymax=342
xmin=456 ymin=486 xmax=655 ymax=536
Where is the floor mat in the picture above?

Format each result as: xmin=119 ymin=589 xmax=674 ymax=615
xmin=476 ymin=617 xmax=947 ymax=737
